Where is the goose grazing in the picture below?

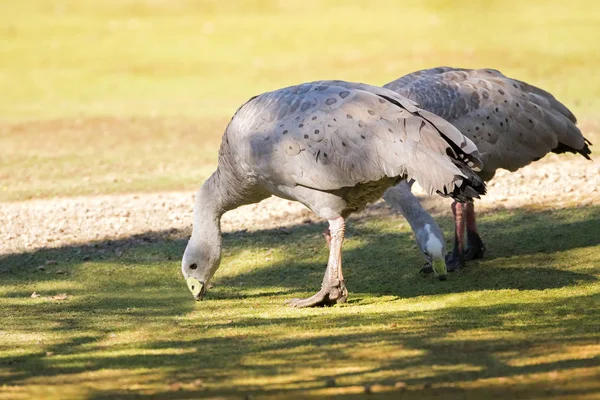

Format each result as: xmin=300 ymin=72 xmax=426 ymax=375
xmin=181 ymin=80 xmax=487 ymax=308
xmin=383 ymin=67 xmax=592 ymax=270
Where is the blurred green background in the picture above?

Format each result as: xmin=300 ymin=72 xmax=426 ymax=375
xmin=1 ymin=0 xmax=599 ymax=201
xmin=2 ymin=2 xmax=599 ymax=399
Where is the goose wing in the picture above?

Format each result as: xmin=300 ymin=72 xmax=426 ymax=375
xmin=384 ymin=68 xmax=591 ymax=175
xmin=226 ymin=81 xmax=485 ymax=201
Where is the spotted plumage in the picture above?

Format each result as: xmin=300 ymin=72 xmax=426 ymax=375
xmin=384 ymin=67 xmax=592 ymax=180
xmin=227 ymin=80 xmax=484 ymax=202
xmin=384 ymin=67 xmax=592 ymax=271
xmin=182 ymin=80 xmax=487 ymax=307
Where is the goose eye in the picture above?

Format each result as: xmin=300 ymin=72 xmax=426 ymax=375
xmin=189 ymin=263 xmax=198 ymax=270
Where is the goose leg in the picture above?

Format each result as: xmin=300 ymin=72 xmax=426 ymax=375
xmin=445 ymin=201 xmax=465 ymax=271
xmin=287 ymin=216 xmax=348 ymax=308
xmin=464 ymin=202 xmax=486 ymax=260
xmin=323 ymin=226 xmax=332 ymax=248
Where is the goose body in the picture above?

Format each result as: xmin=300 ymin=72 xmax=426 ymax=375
xmin=383 ymin=67 xmax=592 ymax=269
xmin=182 ymin=80 xmax=486 ymax=307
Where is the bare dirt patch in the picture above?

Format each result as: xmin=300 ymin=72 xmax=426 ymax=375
xmin=1 ymin=153 xmax=597 ymax=257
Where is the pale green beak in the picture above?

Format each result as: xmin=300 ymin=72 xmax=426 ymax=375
xmin=186 ymin=277 xmax=204 ymax=300
xmin=432 ymin=259 xmax=447 ymax=281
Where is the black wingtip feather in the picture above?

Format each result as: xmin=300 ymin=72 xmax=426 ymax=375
xmin=436 ymin=162 xmax=487 ymax=203
xmin=551 ymin=138 xmax=592 ymax=161
xmin=379 ymin=91 xmax=488 ymax=200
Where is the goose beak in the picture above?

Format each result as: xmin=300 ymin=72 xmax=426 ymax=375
xmin=186 ymin=277 xmax=205 ymax=301
xmin=432 ymin=259 xmax=447 ymax=281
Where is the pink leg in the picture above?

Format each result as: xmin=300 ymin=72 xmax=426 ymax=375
xmin=465 ymin=202 xmax=478 ymax=234
xmin=327 ymin=217 xmax=345 ymax=283
xmin=446 ymin=201 xmax=465 ymax=271
xmin=453 ymin=201 xmax=466 ymax=254
xmin=287 ymin=217 xmax=348 ymax=307
xmin=464 ymin=201 xmax=486 ymax=260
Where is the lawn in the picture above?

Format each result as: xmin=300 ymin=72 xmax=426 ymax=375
xmin=1 ymin=0 xmax=600 ymax=399
xmin=1 ymin=207 xmax=599 ymax=399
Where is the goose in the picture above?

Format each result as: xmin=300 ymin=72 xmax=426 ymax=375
xmin=181 ymin=80 xmax=486 ymax=307
xmin=383 ymin=67 xmax=592 ymax=270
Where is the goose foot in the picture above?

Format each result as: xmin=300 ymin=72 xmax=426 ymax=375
xmin=419 ymin=262 xmax=433 ymax=276
xmin=286 ymin=280 xmax=348 ymax=308
xmin=465 ymin=231 xmax=486 ymax=261
xmin=445 ymin=250 xmax=464 ymax=272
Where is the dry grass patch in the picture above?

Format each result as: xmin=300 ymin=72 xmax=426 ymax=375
xmin=0 ymin=117 xmax=226 ymax=201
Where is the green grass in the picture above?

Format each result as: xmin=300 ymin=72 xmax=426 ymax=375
xmin=1 ymin=207 xmax=599 ymax=399
xmin=0 ymin=117 xmax=224 ymax=201
xmin=2 ymin=1 xmax=600 ymax=398
xmin=2 ymin=0 xmax=600 ymax=120
xmin=1 ymin=0 xmax=600 ymax=201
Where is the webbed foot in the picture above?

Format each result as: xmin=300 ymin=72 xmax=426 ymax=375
xmin=286 ymin=280 xmax=348 ymax=308
xmin=419 ymin=263 xmax=433 ymax=276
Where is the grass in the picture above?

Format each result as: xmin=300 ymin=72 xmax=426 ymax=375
xmin=1 ymin=206 xmax=599 ymax=399
xmin=1 ymin=0 xmax=600 ymax=201
xmin=2 ymin=0 xmax=599 ymax=119
xmin=0 ymin=117 xmax=224 ymax=201
xmin=2 ymin=1 xmax=600 ymax=398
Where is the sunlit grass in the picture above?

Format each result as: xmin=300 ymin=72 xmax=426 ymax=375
xmin=0 ymin=117 xmax=223 ymax=201
xmin=1 ymin=1 xmax=599 ymax=398
xmin=1 ymin=0 xmax=599 ymax=201
xmin=1 ymin=0 xmax=599 ymax=120
xmin=1 ymin=207 xmax=599 ymax=399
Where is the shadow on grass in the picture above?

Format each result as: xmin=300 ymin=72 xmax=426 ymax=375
xmin=1 ymin=205 xmax=598 ymax=297
xmin=1 ymin=206 xmax=599 ymax=398
xmin=2 ymin=294 xmax=599 ymax=399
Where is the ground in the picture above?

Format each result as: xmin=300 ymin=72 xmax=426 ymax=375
xmin=1 ymin=1 xmax=600 ymax=399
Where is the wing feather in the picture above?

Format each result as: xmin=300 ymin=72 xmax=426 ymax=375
xmin=384 ymin=68 xmax=592 ymax=176
xmin=227 ymin=81 xmax=485 ymax=200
